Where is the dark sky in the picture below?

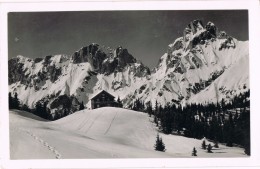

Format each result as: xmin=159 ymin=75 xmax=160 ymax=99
xmin=8 ymin=10 xmax=248 ymax=69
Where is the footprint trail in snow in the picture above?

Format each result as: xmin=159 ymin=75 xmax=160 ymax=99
xmin=25 ymin=130 xmax=62 ymax=159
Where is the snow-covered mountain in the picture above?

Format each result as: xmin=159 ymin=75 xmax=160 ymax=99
xmin=8 ymin=20 xmax=249 ymax=113
xmin=131 ymin=20 xmax=249 ymax=107
xmin=9 ymin=44 xmax=150 ymax=113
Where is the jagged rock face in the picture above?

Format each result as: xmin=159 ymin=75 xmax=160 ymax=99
xmin=100 ymin=58 xmax=118 ymax=75
xmin=130 ymin=20 xmax=249 ymax=107
xmin=187 ymin=20 xmax=204 ymax=34
xmin=34 ymin=58 xmax=43 ymax=63
xmin=8 ymin=58 xmax=24 ymax=84
xmin=116 ymin=47 xmax=136 ymax=67
xmin=9 ymin=55 xmax=66 ymax=91
xmin=71 ymin=44 xmax=146 ymax=76
xmin=171 ymin=20 xmax=237 ymax=63
xmin=100 ymin=46 xmax=144 ymax=75
xmin=131 ymin=63 xmax=150 ymax=77
xmin=205 ymin=22 xmax=217 ymax=37
xmin=8 ymin=44 xmax=150 ymax=112
xmin=72 ymin=44 xmax=101 ymax=64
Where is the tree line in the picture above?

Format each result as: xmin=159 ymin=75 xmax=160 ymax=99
xmin=9 ymin=92 xmax=86 ymax=121
xmin=9 ymin=92 xmax=123 ymax=121
xmin=132 ymin=90 xmax=250 ymax=155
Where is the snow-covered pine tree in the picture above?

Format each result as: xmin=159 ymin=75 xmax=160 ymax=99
xmin=154 ymin=134 xmax=166 ymax=152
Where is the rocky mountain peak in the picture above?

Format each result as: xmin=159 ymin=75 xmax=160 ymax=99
xmin=8 ymin=19 xmax=248 ymax=117
xmin=187 ymin=19 xmax=204 ymax=34
xmin=71 ymin=43 xmax=101 ymax=64
xmin=115 ymin=46 xmax=137 ymax=67
xmin=70 ymin=43 xmax=149 ymax=76
xmin=136 ymin=19 xmax=248 ymax=108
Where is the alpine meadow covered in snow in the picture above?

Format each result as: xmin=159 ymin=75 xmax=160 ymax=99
xmin=8 ymin=10 xmax=250 ymax=159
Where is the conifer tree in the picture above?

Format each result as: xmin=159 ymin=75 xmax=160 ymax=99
xmin=43 ymin=101 xmax=48 ymax=119
xmin=192 ymin=147 xmax=197 ymax=156
xmin=244 ymin=141 xmax=250 ymax=156
xmin=35 ymin=100 xmax=44 ymax=118
xmin=64 ymin=108 xmax=69 ymax=116
xmin=117 ymin=97 xmax=123 ymax=108
xmin=79 ymin=101 xmax=85 ymax=110
xmin=201 ymin=140 xmax=207 ymax=150
xmin=46 ymin=108 xmax=53 ymax=120
xmin=154 ymin=115 xmax=159 ymax=127
xmin=12 ymin=92 xmax=20 ymax=109
xmin=225 ymin=113 xmax=235 ymax=147
xmin=53 ymin=112 xmax=59 ymax=120
xmin=21 ymin=104 xmax=31 ymax=112
xmin=214 ymin=139 xmax=219 ymax=148
xmin=133 ymin=98 xmax=141 ymax=111
xmin=154 ymin=134 xmax=166 ymax=152
xmin=154 ymin=100 xmax=158 ymax=115
xmin=207 ymin=143 xmax=213 ymax=153
xmin=9 ymin=92 xmax=13 ymax=109
xmin=146 ymin=101 xmax=153 ymax=117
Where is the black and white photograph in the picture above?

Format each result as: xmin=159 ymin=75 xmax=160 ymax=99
xmin=1 ymin=0 xmax=260 ymax=168
xmin=7 ymin=9 xmax=250 ymax=159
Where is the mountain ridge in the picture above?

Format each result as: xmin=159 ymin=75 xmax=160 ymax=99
xmin=8 ymin=19 xmax=249 ymax=116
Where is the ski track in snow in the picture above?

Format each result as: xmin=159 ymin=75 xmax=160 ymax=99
xmin=104 ymin=111 xmax=118 ymax=135
xmin=22 ymin=129 xmax=62 ymax=159
xmin=85 ymin=110 xmax=104 ymax=133
xmin=77 ymin=111 xmax=92 ymax=131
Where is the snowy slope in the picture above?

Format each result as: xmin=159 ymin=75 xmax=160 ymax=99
xmin=186 ymin=52 xmax=249 ymax=104
xmin=10 ymin=108 xmax=246 ymax=159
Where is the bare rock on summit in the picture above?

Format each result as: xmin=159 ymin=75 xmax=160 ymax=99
xmin=187 ymin=19 xmax=204 ymax=34
xmin=116 ymin=47 xmax=137 ymax=68
xmin=205 ymin=22 xmax=217 ymax=37
xmin=72 ymin=44 xmax=100 ymax=64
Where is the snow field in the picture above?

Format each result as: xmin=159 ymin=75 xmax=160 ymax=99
xmin=10 ymin=107 xmax=247 ymax=159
